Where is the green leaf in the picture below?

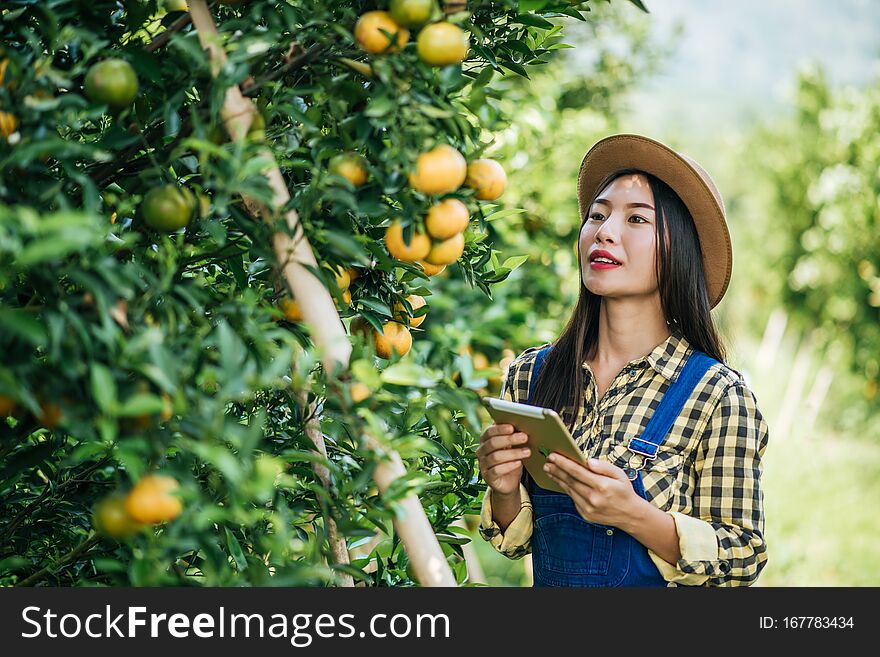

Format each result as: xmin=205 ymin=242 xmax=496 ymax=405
xmin=501 ymin=255 xmax=530 ymax=272
xmin=224 ymin=527 xmax=249 ymax=572
xmin=511 ymin=14 xmax=555 ymax=29
xmin=0 ymin=309 xmax=48 ymax=347
xmin=484 ymin=207 xmax=527 ymax=222
xmin=381 ymin=362 xmax=441 ymax=388
xmin=90 ymin=363 xmax=117 ymax=413
xmin=117 ymin=393 xmax=166 ymax=417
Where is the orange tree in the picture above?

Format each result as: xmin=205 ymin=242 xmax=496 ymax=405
xmin=0 ymin=0 xmax=647 ymax=586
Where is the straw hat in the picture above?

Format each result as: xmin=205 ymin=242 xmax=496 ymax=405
xmin=576 ymin=133 xmax=732 ymax=309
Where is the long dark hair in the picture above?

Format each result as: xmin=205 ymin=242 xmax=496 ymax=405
xmin=530 ymin=168 xmax=729 ymax=431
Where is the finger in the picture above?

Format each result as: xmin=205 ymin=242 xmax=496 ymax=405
xmin=547 ymin=453 xmax=601 ymax=488
xmin=489 ymin=432 xmax=528 ymax=452
xmin=545 ymin=462 xmax=591 ymax=500
xmin=477 ymin=432 xmax=527 ymax=457
xmin=487 ymin=447 xmax=530 ymax=467
xmin=487 ymin=461 xmax=522 ymax=478
xmin=483 ymin=423 xmax=514 ymax=441
xmin=586 ymin=457 xmax=629 ymax=481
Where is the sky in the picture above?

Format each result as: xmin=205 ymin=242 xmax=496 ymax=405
xmin=601 ymin=0 xmax=880 ymax=142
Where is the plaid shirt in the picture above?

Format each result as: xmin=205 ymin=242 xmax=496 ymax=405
xmin=478 ymin=330 xmax=769 ymax=586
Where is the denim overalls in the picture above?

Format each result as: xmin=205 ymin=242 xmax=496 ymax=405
xmin=525 ymin=345 xmax=719 ymax=587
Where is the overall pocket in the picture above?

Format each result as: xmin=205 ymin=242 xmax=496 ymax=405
xmin=534 ymin=512 xmax=614 ymax=576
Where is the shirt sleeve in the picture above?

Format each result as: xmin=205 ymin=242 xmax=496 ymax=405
xmin=647 ymin=381 xmax=769 ymax=586
xmin=477 ymin=352 xmax=534 ymax=560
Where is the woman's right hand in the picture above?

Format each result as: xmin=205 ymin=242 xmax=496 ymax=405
xmin=476 ymin=422 xmax=531 ymax=497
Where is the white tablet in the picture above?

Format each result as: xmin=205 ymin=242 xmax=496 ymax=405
xmin=481 ymin=396 xmax=587 ymax=494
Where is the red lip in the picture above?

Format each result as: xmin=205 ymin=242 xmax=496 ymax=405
xmin=588 ymin=249 xmax=623 ymax=265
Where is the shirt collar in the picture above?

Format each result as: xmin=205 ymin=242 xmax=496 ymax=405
xmin=645 ymin=328 xmax=693 ymax=382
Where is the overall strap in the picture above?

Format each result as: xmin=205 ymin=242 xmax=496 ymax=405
xmin=526 ymin=346 xmax=553 ymax=405
xmin=626 ymin=350 xmax=719 ymax=459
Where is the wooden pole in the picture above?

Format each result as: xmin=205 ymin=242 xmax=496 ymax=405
xmin=365 ymin=429 xmax=457 ymax=587
xmin=299 ymin=390 xmax=354 ymax=587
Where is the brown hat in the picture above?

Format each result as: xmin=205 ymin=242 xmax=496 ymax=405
xmin=577 ymin=133 xmax=732 ymax=309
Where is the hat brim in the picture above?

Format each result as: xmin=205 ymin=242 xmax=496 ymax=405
xmin=577 ymin=133 xmax=732 ymax=309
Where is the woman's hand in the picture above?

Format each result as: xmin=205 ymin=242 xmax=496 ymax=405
xmin=543 ymin=453 xmax=643 ymax=528
xmin=476 ymin=423 xmax=531 ymax=497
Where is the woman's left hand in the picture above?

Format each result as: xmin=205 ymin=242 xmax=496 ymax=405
xmin=543 ymin=453 xmax=643 ymax=528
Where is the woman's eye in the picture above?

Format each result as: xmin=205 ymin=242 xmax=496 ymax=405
xmin=588 ymin=213 xmax=604 ymax=221
xmin=630 ymin=215 xmax=646 ymax=223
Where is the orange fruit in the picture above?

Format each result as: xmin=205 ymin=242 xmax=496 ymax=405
xmin=93 ymin=494 xmax=144 ymax=539
xmin=390 ymin=0 xmax=436 ymax=28
xmin=416 ymin=260 xmax=446 ymax=276
xmin=0 ymin=395 xmax=15 ymax=417
xmin=339 ymin=289 xmax=352 ymax=306
xmin=347 ymin=266 xmax=360 ymax=282
xmin=333 ymin=266 xmax=352 ymax=290
xmin=125 ymin=474 xmax=183 ymax=524
xmin=141 ymin=185 xmax=194 ymax=232
xmin=354 ymin=11 xmax=410 ymax=55
xmin=384 ymin=220 xmax=432 ymax=262
xmin=351 ymin=382 xmax=371 ymax=403
xmin=328 ymin=152 xmax=368 ymax=187
xmin=416 ymin=22 xmax=469 ymax=66
xmin=84 ymin=58 xmax=139 ymax=110
xmin=465 ymin=159 xmax=507 ymax=200
xmin=37 ymin=400 xmax=62 ymax=428
xmin=409 ymin=144 xmax=467 ymax=195
xmin=0 ymin=111 xmax=18 ymax=138
xmin=473 ymin=352 xmax=490 ymax=370
xmin=425 ymin=232 xmax=465 ymax=265
xmin=164 ymin=0 xmax=188 ymax=11
xmin=373 ymin=321 xmax=412 ymax=359
xmin=394 ymin=294 xmax=427 ymax=328
xmin=280 ymin=298 xmax=303 ymax=322
xmin=425 ymin=198 xmax=469 ymax=239
xmin=160 ymin=394 xmax=173 ymax=423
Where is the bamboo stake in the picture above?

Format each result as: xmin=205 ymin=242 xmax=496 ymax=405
xmin=187 ymin=0 xmax=456 ymax=588
xmin=187 ymin=0 xmax=350 ymax=374
xmin=365 ymin=430 xmax=457 ymax=587
xmin=298 ymin=389 xmax=353 ymax=587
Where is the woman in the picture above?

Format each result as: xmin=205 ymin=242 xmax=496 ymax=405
xmin=476 ymin=133 xmax=769 ymax=587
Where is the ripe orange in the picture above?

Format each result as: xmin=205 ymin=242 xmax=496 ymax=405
xmin=280 ymin=298 xmax=303 ymax=322
xmin=416 ymin=22 xmax=469 ymax=66
xmin=350 ymin=382 xmax=371 ymax=403
xmin=328 ymin=152 xmax=368 ymax=187
xmin=141 ymin=185 xmax=194 ymax=232
xmin=416 ymin=260 xmax=446 ymax=276
xmin=384 ymin=220 xmax=432 ymax=262
xmin=125 ymin=474 xmax=183 ymax=524
xmin=389 ymin=0 xmax=436 ymax=28
xmin=425 ymin=232 xmax=465 ymax=265
xmin=394 ymin=294 xmax=427 ymax=328
xmin=409 ymin=144 xmax=467 ymax=195
xmin=84 ymin=58 xmax=139 ymax=110
xmin=340 ymin=289 xmax=352 ymax=306
xmin=373 ymin=321 xmax=412 ymax=359
xmin=347 ymin=266 xmax=360 ymax=282
xmin=37 ymin=400 xmax=62 ymax=428
xmin=355 ymin=11 xmax=410 ymax=55
xmin=334 ymin=266 xmax=352 ymax=290
xmin=93 ymin=494 xmax=144 ymax=539
xmin=465 ymin=158 xmax=507 ymax=200
xmin=0 ymin=395 xmax=16 ymax=417
xmin=0 ymin=111 xmax=17 ymax=137
xmin=425 ymin=198 xmax=469 ymax=239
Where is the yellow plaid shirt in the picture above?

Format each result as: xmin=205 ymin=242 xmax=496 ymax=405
xmin=478 ymin=330 xmax=769 ymax=586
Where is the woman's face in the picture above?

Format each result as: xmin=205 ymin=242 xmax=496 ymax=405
xmin=579 ymin=173 xmax=661 ymax=298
